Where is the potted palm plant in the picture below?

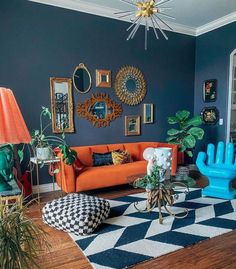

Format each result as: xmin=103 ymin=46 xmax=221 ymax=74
xmin=166 ymin=110 xmax=204 ymax=183
xmin=0 ymin=202 xmax=49 ymax=269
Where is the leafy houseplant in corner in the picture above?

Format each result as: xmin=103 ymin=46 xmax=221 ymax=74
xmin=0 ymin=202 xmax=49 ymax=269
xmin=166 ymin=110 xmax=204 ymax=184
xmin=29 ymin=106 xmax=77 ymax=165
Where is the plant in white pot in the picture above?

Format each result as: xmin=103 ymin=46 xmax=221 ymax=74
xmin=166 ymin=110 xmax=205 ymax=185
xmin=29 ymin=107 xmax=76 ymax=165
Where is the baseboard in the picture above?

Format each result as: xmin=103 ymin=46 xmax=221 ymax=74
xmin=32 ymin=183 xmax=60 ymax=194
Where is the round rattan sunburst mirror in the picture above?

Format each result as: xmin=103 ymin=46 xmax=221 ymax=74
xmin=115 ymin=66 xmax=147 ymax=106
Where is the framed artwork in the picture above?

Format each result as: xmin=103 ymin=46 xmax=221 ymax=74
xmin=143 ymin=104 xmax=154 ymax=124
xmin=125 ymin=116 xmax=141 ymax=136
xmin=96 ymin=69 xmax=111 ymax=88
xmin=203 ymin=79 xmax=217 ymax=102
xmin=201 ymin=106 xmax=219 ymax=125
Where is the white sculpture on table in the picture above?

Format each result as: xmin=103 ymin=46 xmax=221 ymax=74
xmin=143 ymin=147 xmax=172 ymax=181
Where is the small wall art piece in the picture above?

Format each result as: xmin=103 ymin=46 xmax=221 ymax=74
xmin=73 ymin=63 xmax=92 ymax=94
xmin=143 ymin=104 xmax=154 ymax=124
xmin=203 ymin=79 xmax=217 ymax=102
xmin=201 ymin=106 xmax=219 ymax=125
xmin=96 ymin=69 xmax=111 ymax=88
xmin=125 ymin=116 xmax=141 ymax=136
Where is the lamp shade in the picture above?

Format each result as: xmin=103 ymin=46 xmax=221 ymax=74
xmin=0 ymin=87 xmax=31 ymax=144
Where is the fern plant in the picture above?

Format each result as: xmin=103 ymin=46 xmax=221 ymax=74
xmin=0 ymin=202 xmax=49 ymax=269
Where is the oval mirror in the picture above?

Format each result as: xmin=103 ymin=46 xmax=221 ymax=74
xmin=73 ymin=63 xmax=92 ymax=94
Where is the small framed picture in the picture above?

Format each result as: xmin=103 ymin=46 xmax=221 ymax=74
xmin=143 ymin=104 xmax=154 ymax=124
xmin=201 ymin=106 xmax=219 ymax=125
xmin=96 ymin=69 xmax=111 ymax=88
xmin=203 ymin=79 xmax=217 ymax=102
xmin=125 ymin=116 xmax=141 ymax=136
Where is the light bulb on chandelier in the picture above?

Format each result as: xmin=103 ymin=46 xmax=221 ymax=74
xmin=115 ymin=0 xmax=175 ymax=50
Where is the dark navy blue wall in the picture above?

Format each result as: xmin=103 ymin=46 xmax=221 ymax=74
xmin=0 ymin=0 xmax=195 ymax=183
xmin=194 ymin=22 xmax=236 ymax=151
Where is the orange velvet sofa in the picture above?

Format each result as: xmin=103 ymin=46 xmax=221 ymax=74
xmin=55 ymin=142 xmax=178 ymax=193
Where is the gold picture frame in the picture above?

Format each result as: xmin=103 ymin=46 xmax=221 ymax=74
xmin=143 ymin=104 xmax=154 ymax=124
xmin=96 ymin=69 xmax=111 ymax=88
xmin=125 ymin=116 xmax=141 ymax=136
xmin=50 ymin=77 xmax=74 ymax=133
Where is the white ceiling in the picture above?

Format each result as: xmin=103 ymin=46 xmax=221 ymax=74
xmin=29 ymin=0 xmax=236 ymax=36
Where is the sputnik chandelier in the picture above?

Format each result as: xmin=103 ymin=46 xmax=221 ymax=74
xmin=115 ymin=0 xmax=175 ymax=50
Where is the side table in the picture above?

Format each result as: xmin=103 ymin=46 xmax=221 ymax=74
xmin=0 ymin=179 xmax=23 ymax=210
xmin=30 ymin=157 xmax=62 ymax=203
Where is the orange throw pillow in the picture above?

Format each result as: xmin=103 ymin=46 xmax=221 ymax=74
xmin=112 ymin=150 xmax=132 ymax=165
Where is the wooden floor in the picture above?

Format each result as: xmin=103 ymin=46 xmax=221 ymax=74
xmin=29 ymin=179 xmax=236 ymax=269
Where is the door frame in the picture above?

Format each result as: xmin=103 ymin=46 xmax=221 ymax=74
xmin=226 ymin=49 xmax=236 ymax=143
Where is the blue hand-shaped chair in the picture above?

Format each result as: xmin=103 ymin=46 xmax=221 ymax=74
xmin=196 ymin=141 xmax=236 ymax=199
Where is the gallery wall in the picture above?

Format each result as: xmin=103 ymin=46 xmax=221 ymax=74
xmin=0 ymin=0 xmax=196 ymax=184
xmin=194 ymin=22 xmax=236 ymax=151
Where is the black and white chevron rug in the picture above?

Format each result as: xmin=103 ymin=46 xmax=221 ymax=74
xmin=70 ymin=188 xmax=236 ymax=269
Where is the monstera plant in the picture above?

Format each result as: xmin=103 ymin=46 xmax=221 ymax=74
xmin=166 ymin=110 xmax=204 ymax=159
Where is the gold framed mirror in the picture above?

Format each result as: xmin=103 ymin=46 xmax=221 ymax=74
xmin=50 ymin=77 xmax=74 ymax=133
xmin=73 ymin=63 xmax=92 ymax=94
xmin=115 ymin=66 xmax=147 ymax=106
xmin=76 ymin=93 xmax=122 ymax=127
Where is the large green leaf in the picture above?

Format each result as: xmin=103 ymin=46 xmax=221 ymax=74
xmin=185 ymin=150 xmax=193 ymax=157
xmin=176 ymin=110 xmax=190 ymax=121
xmin=167 ymin=116 xmax=178 ymax=124
xmin=179 ymin=144 xmax=186 ymax=152
xmin=185 ymin=116 xmax=203 ymax=127
xmin=166 ymin=136 xmax=178 ymax=142
xmin=167 ymin=129 xmax=183 ymax=136
xmin=187 ymin=127 xmax=204 ymax=140
xmin=183 ymin=134 xmax=196 ymax=149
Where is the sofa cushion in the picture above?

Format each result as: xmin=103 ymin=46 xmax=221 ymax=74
xmin=42 ymin=194 xmax=110 ymax=236
xmin=76 ymin=161 xmax=147 ymax=191
xmin=112 ymin=150 xmax=132 ymax=165
xmin=124 ymin=143 xmax=141 ymax=161
xmin=93 ymin=152 xmax=113 ymax=166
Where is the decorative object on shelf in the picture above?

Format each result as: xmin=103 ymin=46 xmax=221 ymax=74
xmin=28 ymin=106 xmax=77 ymax=164
xmin=196 ymin=141 xmax=236 ymax=199
xmin=203 ymin=79 xmax=217 ymax=102
xmin=115 ymin=0 xmax=174 ymax=50
xmin=115 ymin=66 xmax=146 ymax=106
xmin=133 ymin=164 xmax=189 ymax=224
xmin=0 ymin=201 xmax=49 ymax=269
xmin=50 ymin=77 xmax=74 ymax=133
xmin=125 ymin=115 xmax=141 ymax=136
xmin=96 ymin=69 xmax=111 ymax=88
xmin=166 ymin=110 xmax=204 ymax=159
xmin=0 ymin=88 xmax=31 ymax=192
xmin=76 ymin=93 xmax=122 ymax=128
xmin=143 ymin=103 xmax=154 ymax=123
xmin=201 ymin=106 xmax=219 ymax=125
xmin=72 ymin=63 xmax=92 ymax=94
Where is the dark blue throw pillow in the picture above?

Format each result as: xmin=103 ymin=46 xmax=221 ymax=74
xmin=92 ymin=152 xmax=113 ymax=166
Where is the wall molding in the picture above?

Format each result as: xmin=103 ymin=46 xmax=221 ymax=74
xmin=29 ymin=0 xmax=236 ymax=37
xmin=196 ymin=11 xmax=236 ymax=36
xmin=32 ymin=182 xmax=60 ymax=194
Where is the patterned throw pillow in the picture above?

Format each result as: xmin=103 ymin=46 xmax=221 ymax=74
xmin=92 ymin=152 xmax=113 ymax=166
xmin=112 ymin=150 xmax=132 ymax=165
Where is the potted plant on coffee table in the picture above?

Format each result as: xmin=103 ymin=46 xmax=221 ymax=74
xmin=166 ymin=110 xmax=204 ymax=185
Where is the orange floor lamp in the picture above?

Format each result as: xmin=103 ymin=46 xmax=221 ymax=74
xmin=0 ymin=87 xmax=31 ymax=191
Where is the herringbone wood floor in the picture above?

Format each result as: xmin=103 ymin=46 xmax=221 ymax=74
xmin=29 ymin=178 xmax=236 ymax=269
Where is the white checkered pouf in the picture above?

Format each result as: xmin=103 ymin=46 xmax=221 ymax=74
xmin=42 ymin=194 xmax=110 ymax=236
